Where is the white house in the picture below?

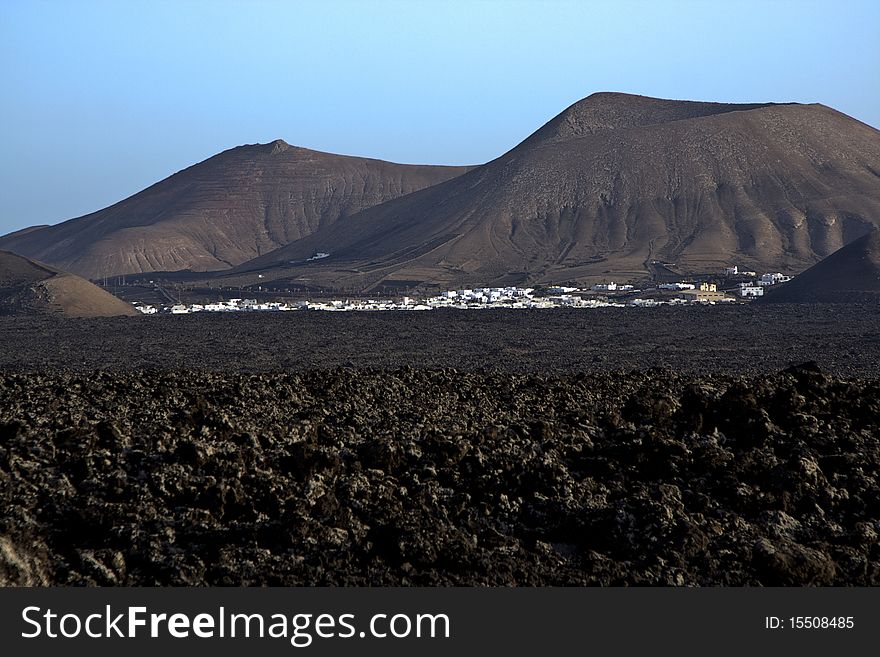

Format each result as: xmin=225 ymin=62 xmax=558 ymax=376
xmin=739 ymin=286 xmax=764 ymax=298
xmin=761 ymin=272 xmax=792 ymax=285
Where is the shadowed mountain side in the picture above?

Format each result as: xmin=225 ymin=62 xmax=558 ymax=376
xmin=0 ymin=251 xmax=137 ymax=317
xmin=761 ymin=229 xmax=880 ymax=303
xmin=0 ymin=141 xmax=472 ymax=279
xmin=231 ymin=94 xmax=880 ymax=291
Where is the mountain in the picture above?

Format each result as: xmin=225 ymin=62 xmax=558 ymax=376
xmin=761 ymin=229 xmax=880 ymax=303
xmin=0 ymin=141 xmax=471 ymax=280
xmin=230 ymin=93 xmax=880 ymax=291
xmin=0 ymin=251 xmax=137 ymax=317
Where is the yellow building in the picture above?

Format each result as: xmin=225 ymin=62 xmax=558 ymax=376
xmin=699 ymin=282 xmax=717 ymax=292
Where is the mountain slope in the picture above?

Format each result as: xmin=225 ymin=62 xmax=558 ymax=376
xmin=761 ymin=229 xmax=880 ymax=303
xmin=0 ymin=141 xmax=471 ymax=279
xmin=233 ymin=93 xmax=880 ymax=290
xmin=0 ymin=251 xmax=137 ymax=317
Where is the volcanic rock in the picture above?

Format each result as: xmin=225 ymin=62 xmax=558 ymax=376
xmin=1 ymin=367 xmax=878 ymax=585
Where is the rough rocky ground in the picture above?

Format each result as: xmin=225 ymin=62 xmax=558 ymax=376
xmin=0 ymin=304 xmax=879 ymax=376
xmin=1 ymin=365 xmax=879 ymax=586
xmin=0 ymin=306 xmax=878 ymax=585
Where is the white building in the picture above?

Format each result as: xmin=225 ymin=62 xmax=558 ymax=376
xmin=739 ymin=286 xmax=764 ymax=298
xmin=760 ymin=272 xmax=792 ymax=285
xmin=591 ymin=282 xmax=617 ymax=291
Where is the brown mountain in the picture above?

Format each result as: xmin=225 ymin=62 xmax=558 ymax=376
xmin=761 ymin=229 xmax=880 ymax=303
xmin=0 ymin=251 xmax=137 ymax=317
xmin=0 ymin=141 xmax=471 ymax=279
xmin=231 ymin=93 xmax=880 ymax=290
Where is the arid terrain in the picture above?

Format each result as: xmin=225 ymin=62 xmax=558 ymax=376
xmin=4 ymin=94 xmax=879 ymax=292
xmin=0 ymin=251 xmax=137 ymax=318
xmin=231 ymin=93 xmax=880 ymax=290
xmin=0 ymin=142 xmax=471 ymax=279
xmin=0 ymin=304 xmax=878 ymax=375
xmin=1 ymin=306 xmax=879 ymax=585
xmin=762 ymin=230 xmax=880 ymax=303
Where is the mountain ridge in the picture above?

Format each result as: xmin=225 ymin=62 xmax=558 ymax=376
xmin=518 ymin=92 xmax=784 ymax=147
xmin=0 ymin=141 xmax=473 ymax=279
xmin=228 ymin=94 xmax=880 ymax=290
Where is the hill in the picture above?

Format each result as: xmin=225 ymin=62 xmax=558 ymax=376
xmin=0 ymin=251 xmax=137 ymax=317
xmin=230 ymin=93 xmax=880 ymax=291
xmin=761 ymin=229 xmax=880 ymax=303
xmin=0 ymin=141 xmax=471 ymax=279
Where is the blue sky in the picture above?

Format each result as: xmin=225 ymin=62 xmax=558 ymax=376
xmin=1 ymin=0 xmax=878 ymax=233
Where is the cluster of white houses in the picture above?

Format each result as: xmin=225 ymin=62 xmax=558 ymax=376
xmin=135 ymin=288 xmax=626 ymax=314
xmin=736 ymin=272 xmax=793 ymax=297
xmin=133 ymin=269 xmax=794 ymax=314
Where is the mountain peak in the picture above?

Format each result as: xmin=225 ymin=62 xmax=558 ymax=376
xmin=0 ymin=140 xmax=472 ymax=279
xmin=230 ymin=140 xmax=294 ymax=157
xmin=582 ymin=91 xmax=658 ymax=102
xmin=268 ymin=139 xmax=292 ymax=155
xmin=244 ymin=95 xmax=880 ymax=291
xmin=524 ymin=93 xmax=780 ymax=145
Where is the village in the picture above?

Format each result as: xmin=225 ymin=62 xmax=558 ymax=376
xmin=131 ymin=267 xmax=794 ymax=314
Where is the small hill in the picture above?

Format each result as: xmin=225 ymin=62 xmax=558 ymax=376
xmin=0 ymin=141 xmax=471 ymax=279
xmin=761 ymin=230 xmax=880 ymax=303
xmin=0 ymin=251 xmax=137 ymax=317
xmin=231 ymin=93 xmax=880 ymax=291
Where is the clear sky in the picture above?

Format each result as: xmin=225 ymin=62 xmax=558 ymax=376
xmin=1 ymin=0 xmax=878 ymax=234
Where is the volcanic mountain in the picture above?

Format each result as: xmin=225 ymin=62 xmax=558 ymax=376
xmin=0 ymin=141 xmax=471 ymax=280
xmin=0 ymin=251 xmax=137 ymax=317
xmin=232 ymin=93 xmax=880 ymax=291
xmin=761 ymin=229 xmax=880 ymax=303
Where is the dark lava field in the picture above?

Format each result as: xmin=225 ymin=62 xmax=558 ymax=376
xmin=0 ymin=304 xmax=879 ymax=375
xmin=1 ymin=305 xmax=879 ymax=585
